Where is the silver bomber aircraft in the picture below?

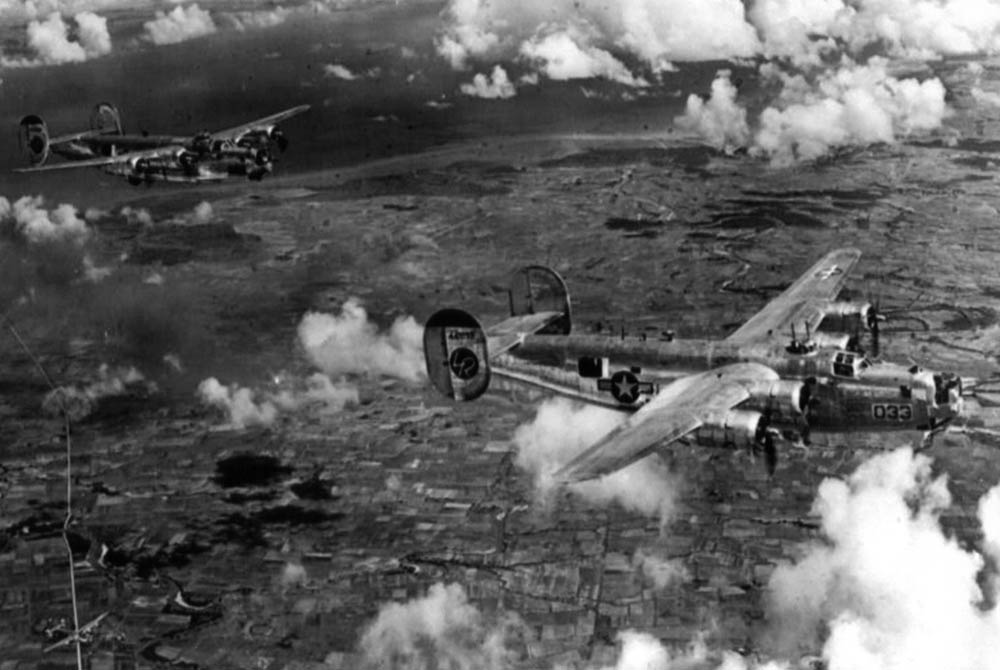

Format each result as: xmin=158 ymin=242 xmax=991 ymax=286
xmin=423 ymin=249 xmax=964 ymax=481
xmin=15 ymin=102 xmax=310 ymax=185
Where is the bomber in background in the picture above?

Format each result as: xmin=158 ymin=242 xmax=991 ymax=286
xmin=15 ymin=102 xmax=310 ymax=185
xmin=423 ymin=249 xmax=964 ymax=481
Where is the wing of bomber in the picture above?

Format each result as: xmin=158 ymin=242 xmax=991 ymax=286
xmin=13 ymin=145 xmax=182 ymax=172
xmin=724 ymin=248 xmax=862 ymax=345
xmin=555 ymin=362 xmax=777 ymax=483
xmin=210 ymin=105 xmax=311 ymax=141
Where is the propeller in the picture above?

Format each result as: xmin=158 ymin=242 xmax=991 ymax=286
xmin=271 ymin=128 xmax=289 ymax=152
xmin=763 ymin=435 xmax=778 ymax=477
xmin=752 ymin=414 xmax=780 ymax=477
xmin=867 ymin=299 xmax=882 ymax=358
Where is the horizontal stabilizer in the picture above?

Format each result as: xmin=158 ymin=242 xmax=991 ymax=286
xmin=424 ymin=309 xmax=491 ymax=401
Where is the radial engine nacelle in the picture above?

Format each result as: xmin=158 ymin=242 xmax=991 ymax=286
xmin=694 ymin=409 xmax=772 ymax=452
xmin=236 ymin=125 xmax=288 ymax=151
xmin=825 ymin=300 xmax=877 ymax=330
xmin=810 ymin=332 xmax=854 ymax=350
xmin=694 ymin=409 xmax=779 ymax=474
xmin=746 ymin=379 xmax=810 ymax=420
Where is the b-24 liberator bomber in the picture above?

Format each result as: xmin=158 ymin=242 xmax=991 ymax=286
xmin=423 ymin=249 xmax=964 ymax=481
xmin=16 ymin=102 xmax=310 ymax=185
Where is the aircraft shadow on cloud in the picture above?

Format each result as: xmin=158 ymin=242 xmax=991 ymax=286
xmin=424 ymin=249 xmax=964 ymax=480
xmin=15 ymin=102 xmax=310 ymax=185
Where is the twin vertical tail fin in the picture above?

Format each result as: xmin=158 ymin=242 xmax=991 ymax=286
xmin=18 ymin=115 xmax=50 ymax=166
xmin=90 ymin=102 xmax=123 ymax=136
xmin=508 ymin=265 xmax=572 ymax=334
xmin=425 ymin=266 xmax=571 ymax=401
xmin=423 ymin=309 xmax=491 ymax=401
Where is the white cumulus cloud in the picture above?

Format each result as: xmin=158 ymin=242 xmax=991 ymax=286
xmin=520 ymin=28 xmax=648 ymax=87
xmin=144 ymin=4 xmax=216 ymax=45
xmin=459 ymin=64 xmax=516 ymax=98
xmin=359 ymin=582 xmax=525 ymax=670
xmin=675 ymin=70 xmax=750 ymax=153
xmin=0 ymin=195 xmax=90 ymax=244
xmin=512 ymin=397 xmax=680 ymax=528
xmin=323 ymin=63 xmax=358 ymax=80
xmin=297 ymin=299 xmax=424 ymax=383
xmin=766 ymin=447 xmax=1000 ymax=669
xmin=1 ymin=11 xmax=112 ymax=66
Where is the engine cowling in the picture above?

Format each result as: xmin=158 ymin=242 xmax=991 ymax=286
xmin=746 ymin=379 xmax=810 ymax=420
xmin=825 ymin=301 xmax=876 ymax=330
xmin=236 ymin=125 xmax=288 ymax=152
xmin=694 ymin=409 xmax=770 ymax=451
xmin=174 ymin=148 xmax=197 ymax=171
xmin=694 ymin=409 xmax=779 ymax=475
xmin=810 ymin=332 xmax=853 ymax=350
xmin=129 ymin=156 xmax=150 ymax=174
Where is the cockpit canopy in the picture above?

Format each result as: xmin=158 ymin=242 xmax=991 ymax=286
xmin=831 ymin=350 xmax=871 ymax=378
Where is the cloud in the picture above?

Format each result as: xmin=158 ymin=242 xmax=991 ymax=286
xmin=460 ymin=64 xmax=516 ymax=99
xmin=512 ymin=397 xmax=680 ymax=528
xmin=144 ymin=4 xmax=216 ymax=45
xmin=297 ymin=299 xmax=424 ymax=383
xmin=192 ymin=201 xmax=213 ymax=224
xmin=675 ymin=70 xmax=750 ymax=154
xmin=358 ymin=582 xmax=525 ymax=670
xmin=197 ymin=373 xmax=358 ymax=429
xmin=198 ymin=377 xmax=278 ymax=429
xmin=0 ymin=195 xmax=90 ymax=244
xmin=0 ymin=1 xmax=131 ymax=26
xmin=279 ymin=562 xmax=307 ymax=591
xmin=753 ymin=58 xmax=947 ymax=164
xmin=120 ymin=205 xmax=153 ymax=227
xmin=74 ymin=10 xmax=110 ymax=56
xmin=0 ymin=10 xmax=112 ymax=66
xmin=42 ymin=365 xmax=151 ymax=421
xmin=435 ymin=0 xmax=760 ymax=75
xmin=633 ymin=548 xmax=688 ymax=590
xmin=323 ymin=63 xmax=358 ymax=80
xmin=81 ymin=254 xmax=112 ymax=282
xmin=765 ymin=447 xmax=1000 ymax=668
xmin=218 ymin=6 xmax=292 ymax=32
xmin=520 ymin=28 xmax=648 ymax=87
xmin=679 ymin=59 xmax=948 ymax=164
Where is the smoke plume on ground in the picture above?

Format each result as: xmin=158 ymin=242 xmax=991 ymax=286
xmin=197 ymin=373 xmax=358 ymax=429
xmin=512 ymin=397 xmax=680 ymax=527
xmin=42 ymin=364 xmax=151 ymax=421
xmin=357 ymin=582 xmax=526 ymax=670
xmin=298 ymin=299 xmax=424 ymax=383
